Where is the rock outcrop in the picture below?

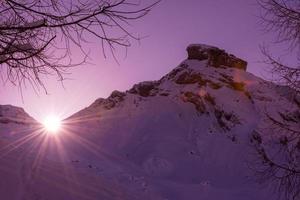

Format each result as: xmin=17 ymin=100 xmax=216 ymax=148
xmin=128 ymin=81 xmax=160 ymax=97
xmin=187 ymin=44 xmax=247 ymax=71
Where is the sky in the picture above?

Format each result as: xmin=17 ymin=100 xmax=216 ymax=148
xmin=0 ymin=0 xmax=282 ymax=122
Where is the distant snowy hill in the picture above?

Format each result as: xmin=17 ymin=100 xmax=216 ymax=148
xmin=0 ymin=104 xmax=35 ymax=124
xmin=0 ymin=44 xmax=299 ymax=200
xmin=0 ymin=105 xmax=37 ymax=138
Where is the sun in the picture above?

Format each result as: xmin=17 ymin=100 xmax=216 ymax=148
xmin=43 ymin=115 xmax=62 ymax=133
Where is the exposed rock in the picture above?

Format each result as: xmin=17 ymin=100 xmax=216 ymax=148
xmin=219 ymin=73 xmax=246 ymax=91
xmin=173 ymin=68 xmax=222 ymax=89
xmin=109 ymin=90 xmax=126 ymax=101
xmin=104 ymin=90 xmax=126 ymax=109
xmin=203 ymin=93 xmax=216 ymax=106
xmin=91 ymin=98 xmax=105 ymax=106
xmin=89 ymin=91 xmax=126 ymax=110
xmin=214 ymin=108 xmax=240 ymax=131
xmin=159 ymin=92 xmax=169 ymax=96
xmin=187 ymin=44 xmax=247 ymax=71
xmin=175 ymin=71 xmax=207 ymax=86
xmin=164 ymin=63 xmax=189 ymax=80
xmin=182 ymin=92 xmax=206 ymax=114
xmin=128 ymin=81 xmax=159 ymax=97
xmin=208 ymin=81 xmax=222 ymax=89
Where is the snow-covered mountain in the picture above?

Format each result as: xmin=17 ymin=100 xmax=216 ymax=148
xmin=0 ymin=104 xmax=35 ymax=124
xmin=0 ymin=44 xmax=299 ymax=200
xmin=0 ymin=105 xmax=37 ymax=137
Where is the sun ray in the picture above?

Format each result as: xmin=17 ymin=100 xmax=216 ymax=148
xmin=0 ymin=129 xmax=42 ymax=158
xmin=43 ymin=115 xmax=62 ymax=133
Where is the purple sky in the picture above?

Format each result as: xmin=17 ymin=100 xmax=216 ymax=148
xmin=0 ymin=0 xmax=278 ymax=121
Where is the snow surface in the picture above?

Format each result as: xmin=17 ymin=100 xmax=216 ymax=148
xmin=0 ymin=52 xmax=299 ymax=200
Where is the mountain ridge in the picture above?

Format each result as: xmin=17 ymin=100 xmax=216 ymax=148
xmin=0 ymin=44 xmax=299 ymax=200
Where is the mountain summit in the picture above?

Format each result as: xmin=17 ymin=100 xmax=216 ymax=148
xmin=187 ymin=44 xmax=247 ymax=70
xmin=0 ymin=44 xmax=299 ymax=200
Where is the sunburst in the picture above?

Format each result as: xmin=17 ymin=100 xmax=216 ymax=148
xmin=43 ymin=115 xmax=62 ymax=133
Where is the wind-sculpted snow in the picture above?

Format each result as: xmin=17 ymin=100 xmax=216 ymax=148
xmin=0 ymin=44 xmax=299 ymax=200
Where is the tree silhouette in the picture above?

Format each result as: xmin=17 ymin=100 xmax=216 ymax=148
xmin=253 ymin=1 xmax=300 ymax=199
xmin=0 ymin=0 xmax=159 ymax=90
xmin=259 ymin=0 xmax=300 ymax=93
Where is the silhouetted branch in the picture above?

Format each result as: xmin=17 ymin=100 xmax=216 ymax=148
xmin=258 ymin=0 xmax=300 ymax=95
xmin=0 ymin=0 xmax=160 ymax=91
xmin=258 ymin=0 xmax=300 ymax=48
xmin=251 ymin=107 xmax=300 ymax=199
xmin=261 ymin=46 xmax=300 ymax=94
xmin=249 ymin=31 xmax=300 ymax=194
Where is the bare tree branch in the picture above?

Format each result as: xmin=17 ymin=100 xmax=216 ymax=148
xmin=261 ymin=46 xmax=300 ymax=93
xmin=252 ymin=1 xmax=300 ymax=192
xmin=0 ymin=0 xmax=160 ymax=91
xmin=258 ymin=0 xmax=300 ymax=95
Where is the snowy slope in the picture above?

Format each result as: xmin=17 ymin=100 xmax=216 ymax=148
xmin=0 ymin=105 xmax=37 ymax=138
xmin=0 ymin=44 xmax=299 ymax=200
xmin=0 ymin=104 xmax=35 ymax=124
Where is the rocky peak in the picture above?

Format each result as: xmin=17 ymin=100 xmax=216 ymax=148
xmin=187 ymin=44 xmax=247 ymax=71
xmin=76 ymin=44 xmax=251 ymax=116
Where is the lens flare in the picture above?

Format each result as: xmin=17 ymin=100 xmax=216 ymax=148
xmin=43 ymin=115 xmax=61 ymax=133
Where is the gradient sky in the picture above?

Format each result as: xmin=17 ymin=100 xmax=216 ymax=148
xmin=0 ymin=0 xmax=282 ymax=122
